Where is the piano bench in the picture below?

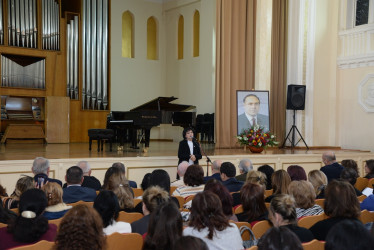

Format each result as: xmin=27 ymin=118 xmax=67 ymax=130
xmin=88 ymin=129 xmax=114 ymax=152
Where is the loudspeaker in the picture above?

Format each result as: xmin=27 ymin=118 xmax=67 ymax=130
xmin=286 ymin=85 xmax=306 ymax=110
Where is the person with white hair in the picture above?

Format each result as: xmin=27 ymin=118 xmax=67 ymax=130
xmin=203 ymin=160 xmax=222 ymax=183
xmin=235 ymin=159 xmax=253 ymax=182
xmin=171 ymin=161 xmax=190 ymax=187
xmin=32 ymin=157 xmax=62 ymax=186
xmin=62 ymin=161 xmax=101 ymax=190
xmin=320 ymin=151 xmax=343 ymax=182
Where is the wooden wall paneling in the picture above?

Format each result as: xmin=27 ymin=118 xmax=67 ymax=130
xmin=46 ymin=96 xmax=69 ymax=143
xmin=69 ymin=101 xmax=109 ymax=142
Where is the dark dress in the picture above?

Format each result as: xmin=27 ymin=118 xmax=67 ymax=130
xmin=178 ymin=140 xmax=202 ymax=165
xmin=282 ymin=224 xmax=314 ymax=243
xmin=310 ymin=217 xmax=360 ymax=241
xmin=131 ymin=214 xmax=150 ymax=235
xmin=236 ymin=210 xmax=268 ymax=225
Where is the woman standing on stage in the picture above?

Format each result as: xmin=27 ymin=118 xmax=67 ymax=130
xmin=178 ymin=127 xmax=202 ymax=165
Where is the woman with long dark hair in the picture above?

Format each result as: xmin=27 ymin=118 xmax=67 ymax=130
xmin=183 ymin=191 xmax=243 ymax=250
xmin=0 ymin=189 xmax=57 ymax=249
xmin=143 ymin=201 xmax=183 ymax=250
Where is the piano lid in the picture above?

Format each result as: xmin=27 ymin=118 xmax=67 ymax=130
xmin=130 ymin=96 xmax=196 ymax=112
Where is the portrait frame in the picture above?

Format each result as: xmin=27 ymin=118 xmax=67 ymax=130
xmin=236 ymin=90 xmax=270 ymax=135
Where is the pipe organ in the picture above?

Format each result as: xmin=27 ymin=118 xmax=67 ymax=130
xmin=42 ymin=0 xmax=60 ymax=50
xmin=66 ymin=15 xmax=78 ymax=99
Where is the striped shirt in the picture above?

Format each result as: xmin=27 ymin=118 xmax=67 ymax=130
xmin=172 ymin=185 xmax=205 ymax=198
xmin=296 ymin=204 xmax=324 ymax=218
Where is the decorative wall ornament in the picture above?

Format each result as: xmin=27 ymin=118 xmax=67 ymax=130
xmin=358 ymin=73 xmax=374 ymax=112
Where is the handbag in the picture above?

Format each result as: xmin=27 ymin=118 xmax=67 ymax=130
xmin=240 ymin=225 xmax=258 ymax=248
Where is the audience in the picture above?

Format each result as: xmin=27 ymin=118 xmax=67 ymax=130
xmin=340 ymin=167 xmax=362 ymax=196
xmin=245 ymin=170 xmax=267 ymax=188
xmin=0 ymin=189 xmax=57 ymax=249
xmin=220 ymin=162 xmax=244 ymax=192
xmin=309 ymin=180 xmax=361 ymax=241
xmin=140 ymin=173 xmax=152 ymax=191
xmin=288 ymin=180 xmax=324 ymax=218
xmin=258 ymin=164 xmax=274 ymax=190
xmin=325 ymin=219 xmax=374 ymax=250
xmin=32 ymin=157 xmax=62 ymax=186
xmin=171 ymin=161 xmax=190 ymax=187
xmin=173 ymin=236 xmax=209 ymax=250
xmin=265 ymin=170 xmax=291 ymax=202
xmin=172 ymin=164 xmax=205 ymax=198
xmin=320 ymin=151 xmax=343 ymax=182
xmin=62 ymin=166 xmax=97 ymax=204
xmin=287 ymin=165 xmax=307 ymax=181
xmin=72 ymin=161 xmax=101 ymax=190
xmin=102 ymin=166 xmax=134 ymax=212
xmin=183 ymin=191 xmax=243 ymax=250
xmin=42 ymin=182 xmax=72 ymax=220
xmin=131 ymin=186 xmax=170 ymax=235
xmin=269 ymin=194 xmax=314 ymax=243
xmin=235 ymin=159 xmax=253 ymax=182
xmin=236 ymin=183 xmax=268 ymax=225
xmin=3 ymin=175 xmax=34 ymax=209
xmin=257 ymin=226 xmax=303 ymax=250
xmin=55 ymin=204 xmax=105 ymax=250
xmin=341 ymin=159 xmax=359 ymax=175
xmin=204 ymin=179 xmax=237 ymax=221
xmin=308 ymin=170 xmax=328 ymax=199
xmin=364 ymin=159 xmax=374 ymax=179
xmin=111 ymin=162 xmax=137 ymax=188
xmin=93 ymin=190 xmax=131 ymax=235
xmin=203 ymin=160 xmax=222 ymax=183
xmin=143 ymin=201 xmax=183 ymax=250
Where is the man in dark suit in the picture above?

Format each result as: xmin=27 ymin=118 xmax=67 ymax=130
xmin=238 ymin=94 xmax=269 ymax=133
xmin=63 ymin=161 xmax=101 ymax=190
xmin=32 ymin=157 xmax=62 ymax=187
xmin=220 ymin=162 xmax=244 ymax=192
xmin=62 ymin=166 xmax=97 ymax=204
xmin=204 ymin=160 xmax=222 ymax=183
xmin=320 ymin=151 xmax=344 ymax=182
xmin=235 ymin=158 xmax=253 ymax=182
xmin=111 ymin=162 xmax=137 ymax=188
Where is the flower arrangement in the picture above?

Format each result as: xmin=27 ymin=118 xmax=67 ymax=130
xmin=236 ymin=125 xmax=278 ymax=149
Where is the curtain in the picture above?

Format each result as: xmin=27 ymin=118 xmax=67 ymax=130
xmin=270 ymin=0 xmax=288 ymax=145
xmin=215 ymin=0 xmax=257 ymax=148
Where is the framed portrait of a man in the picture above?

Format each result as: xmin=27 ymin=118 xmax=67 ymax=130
xmin=237 ymin=90 xmax=270 ymax=134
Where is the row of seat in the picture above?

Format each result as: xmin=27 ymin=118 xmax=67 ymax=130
xmin=354 ymin=177 xmax=374 ymax=191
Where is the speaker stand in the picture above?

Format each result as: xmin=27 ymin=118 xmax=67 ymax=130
xmin=281 ymin=110 xmax=309 ymax=150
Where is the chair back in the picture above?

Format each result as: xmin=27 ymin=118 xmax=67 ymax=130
xmin=314 ymin=199 xmax=324 ymax=209
xmin=298 ymin=213 xmax=326 ymax=229
xmin=11 ymin=240 xmax=54 ymax=250
xmin=359 ymin=209 xmax=374 ymax=224
xmin=133 ymin=198 xmax=142 ymax=207
xmin=301 ymin=239 xmax=325 ymax=250
xmin=265 ymin=203 xmax=270 ymax=209
xmin=170 ymin=186 xmax=177 ymax=195
xmin=358 ymin=195 xmax=367 ymax=202
xmin=117 ymin=211 xmax=143 ymax=223
xmin=368 ymin=178 xmax=374 ymax=189
xmin=0 ymin=222 xmax=7 ymax=228
xmin=246 ymin=246 xmax=258 ymax=250
xmin=132 ymin=188 xmax=143 ymax=197
xmin=10 ymin=207 xmax=19 ymax=215
xmin=67 ymin=200 xmax=94 ymax=207
xmin=251 ymin=220 xmax=272 ymax=239
xmin=355 ymin=177 xmax=369 ymax=191
xmin=106 ymin=232 xmax=143 ymax=250
xmin=173 ymin=196 xmax=185 ymax=208
xmin=264 ymin=189 xmax=273 ymax=198
xmin=184 ymin=195 xmax=195 ymax=203
xmin=234 ymin=204 xmax=244 ymax=214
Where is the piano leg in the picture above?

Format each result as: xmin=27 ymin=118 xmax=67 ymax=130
xmin=130 ymin=129 xmax=139 ymax=149
xmin=145 ymin=129 xmax=150 ymax=148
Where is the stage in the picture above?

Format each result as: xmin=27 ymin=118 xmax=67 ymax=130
xmin=0 ymin=141 xmax=373 ymax=193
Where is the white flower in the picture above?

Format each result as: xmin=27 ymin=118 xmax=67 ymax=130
xmin=271 ymin=135 xmax=275 ymax=139
xmin=237 ymin=136 xmax=242 ymax=140
xmin=244 ymin=137 xmax=248 ymax=141
xmin=258 ymin=142 xmax=262 ymax=147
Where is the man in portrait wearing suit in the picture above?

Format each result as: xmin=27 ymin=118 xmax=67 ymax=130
xmin=238 ymin=94 xmax=269 ymax=133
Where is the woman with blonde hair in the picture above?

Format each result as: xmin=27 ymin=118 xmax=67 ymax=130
xmin=42 ymin=182 xmax=72 ymax=220
xmin=55 ymin=204 xmax=105 ymax=250
xmin=288 ymin=180 xmax=324 ymax=218
xmin=3 ymin=176 xmax=34 ymax=209
xmin=308 ymin=170 xmax=328 ymax=199
xmin=233 ymin=170 xmax=267 ymax=206
xmin=102 ymin=166 xmax=135 ymax=212
xmin=269 ymin=194 xmax=314 ymax=243
xmin=265 ymin=170 xmax=291 ymax=203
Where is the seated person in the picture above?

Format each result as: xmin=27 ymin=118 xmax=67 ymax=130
xmin=94 ymin=190 xmax=131 ymax=235
xmin=62 ymin=166 xmax=97 ymax=204
xmin=42 ymin=182 xmax=72 ymax=220
xmin=287 ymin=165 xmax=307 ymax=181
xmin=32 ymin=157 xmax=62 ymax=186
xmin=235 ymin=159 xmax=253 ymax=182
xmin=269 ymin=194 xmax=314 ymax=243
xmin=340 ymin=168 xmax=362 ymax=196
xmin=220 ymin=162 xmax=244 ymax=193
xmin=2 ymin=176 xmax=34 ymax=209
xmin=0 ymin=189 xmax=57 ymax=249
xmin=111 ymin=162 xmax=137 ymax=188
xmin=203 ymin=160 xmax=222 ymax=183
xmin=171 ymin=161 xmax=190 ymax=187
xmin=257 ymin=226 xmax=303 ymax=250
xmin=172 ymin=165 xmax=205 ymax=198
xmin=265 ymin=170 xmax=291 ymax=203
xmin=131 ymin=186 xmax=170 ymax=235
xmin=308 ymin=170 xmax=328 ymax=199
xmin=258 ymin=164 xmax=274 ymax=190
xmin=364 ymin=160 xmax=374 ymax=179
xmin=288 ymin=180 xmax=324 ymax=218
xmin=63 ymin=161 xmax=101 ymax=190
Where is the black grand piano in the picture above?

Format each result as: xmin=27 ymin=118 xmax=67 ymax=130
xmin=107 ymin=97 xmax=196 ymax=149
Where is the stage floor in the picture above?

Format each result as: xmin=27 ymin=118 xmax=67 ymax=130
xmin=0 ymin=141 xmax=369 ymax=161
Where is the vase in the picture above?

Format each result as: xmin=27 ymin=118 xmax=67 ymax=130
xmin=248 ymin=146 xmax=264 ymax=153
